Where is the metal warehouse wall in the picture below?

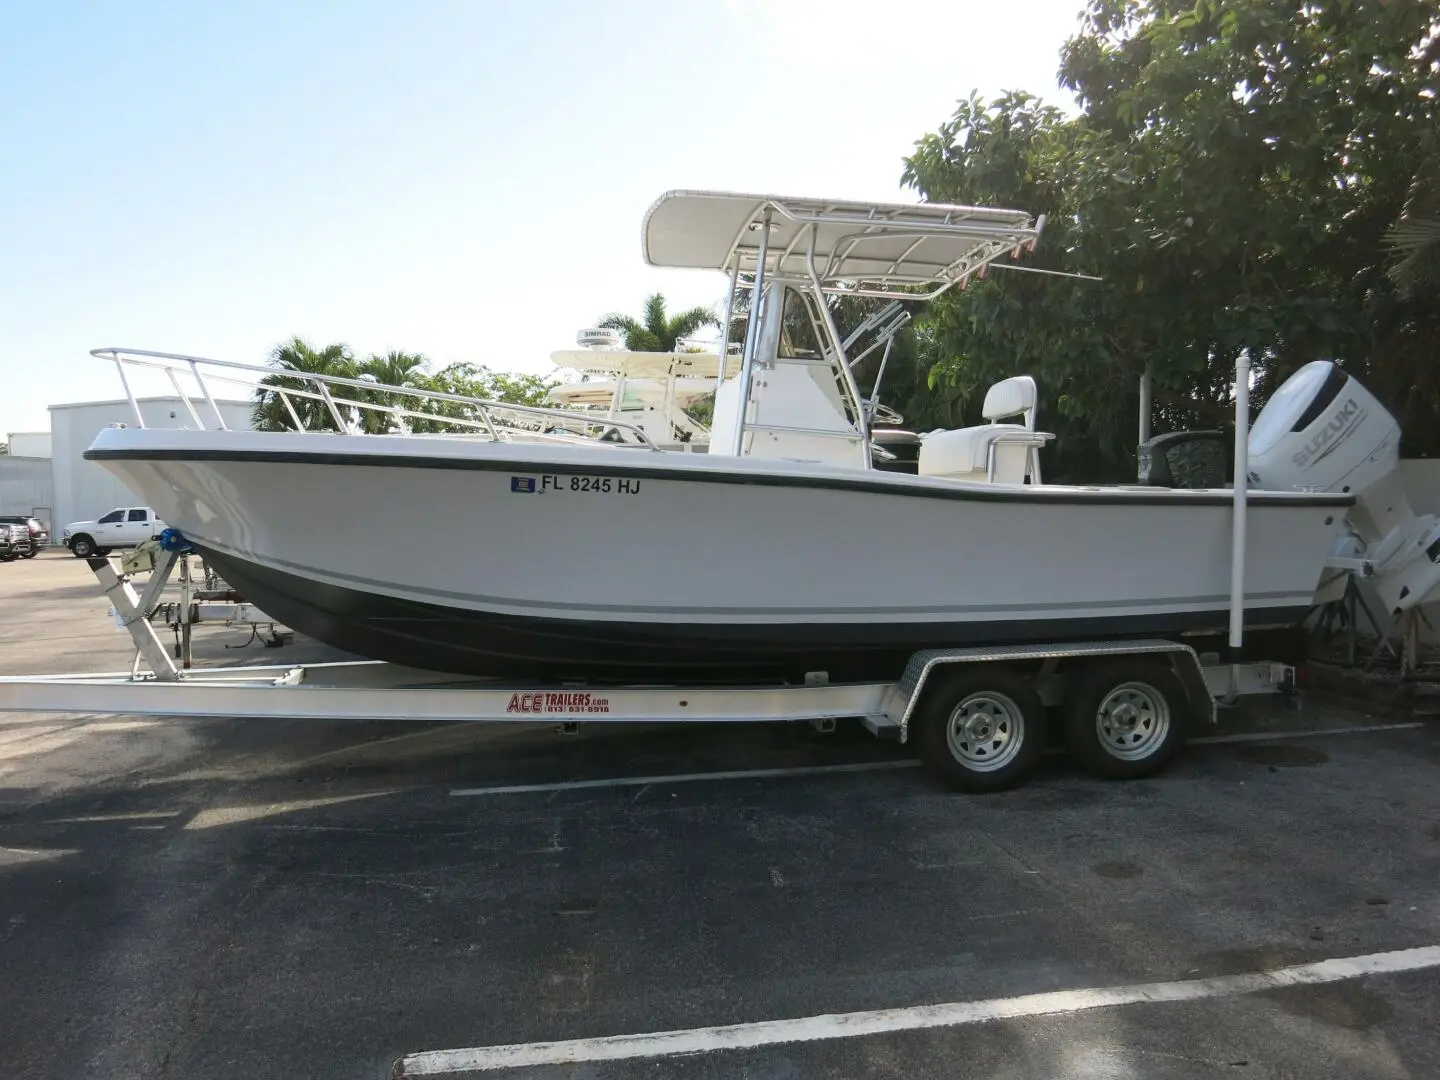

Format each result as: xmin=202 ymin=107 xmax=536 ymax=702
xmin=0 ymin=457 xmax=54 ymax=532
xmin=49 ymin=397 xmax=253 ymax=530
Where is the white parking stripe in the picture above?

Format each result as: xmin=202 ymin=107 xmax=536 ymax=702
xmin=395 ymin=945 xmax=1440 ymax=1075
xmin=449 ymin=759 xmax=922 ymax=797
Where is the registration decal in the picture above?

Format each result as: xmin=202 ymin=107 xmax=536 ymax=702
xmin=510 ymin=474 xmax=641 ymax=495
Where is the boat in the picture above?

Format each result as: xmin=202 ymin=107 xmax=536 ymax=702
xmin=544 ymin=328 xmax=740 ymax=450
xmin=85 ymin=190 xmax=1421 ymax=685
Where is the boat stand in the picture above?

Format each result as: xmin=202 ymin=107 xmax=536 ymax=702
xmin=104 ymin=545 xmax=286 ymax=671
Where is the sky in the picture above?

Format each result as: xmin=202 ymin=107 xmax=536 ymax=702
xmin=0 ymin=0 xmax=1082 ymax=436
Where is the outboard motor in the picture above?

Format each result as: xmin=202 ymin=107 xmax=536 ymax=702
xmin=1249 ymin=360 xmax=1440 ymax=616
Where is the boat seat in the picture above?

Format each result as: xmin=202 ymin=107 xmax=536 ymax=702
xmin=918 ymin=376 xmax=1054 ymax=484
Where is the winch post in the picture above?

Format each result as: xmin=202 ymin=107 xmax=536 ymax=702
xmin=134 ymin=544 xmax=179 ymax=618
xmin=179 ymin=555 xmax=194 ymax=669
xmin=88 ymin=556 xmax=180 ymax=681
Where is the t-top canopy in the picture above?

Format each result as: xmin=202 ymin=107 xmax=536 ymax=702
xmin=642 ymin=191 xmax=1042 ymax=297
xmin=549 ymin=349 xmax=742 ymax=379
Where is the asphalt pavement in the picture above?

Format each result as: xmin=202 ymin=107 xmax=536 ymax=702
xmin=1 ymin=550 xmax=1438 ymax=1079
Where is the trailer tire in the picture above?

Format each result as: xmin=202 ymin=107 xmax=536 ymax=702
xmin=1063 ymin=660 xmax=1187 ymax=780
xmin=912 ymin=666 xmax=1046 ymax=793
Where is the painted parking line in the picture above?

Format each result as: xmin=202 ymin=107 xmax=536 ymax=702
xmin=448 ymin=721 xmax=1425 ymax=798
xmin=393 ymin=944 xmax=1440 ymax=1075
xmin=449 ymin=759 xmax=922 ymax=797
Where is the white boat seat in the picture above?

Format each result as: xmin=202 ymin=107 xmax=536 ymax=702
xmin=918 ymin=375 xmax=1054 ymax=484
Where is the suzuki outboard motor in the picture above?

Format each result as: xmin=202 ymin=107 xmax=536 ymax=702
xmin=1249 ymin=360 xmax=1440 ymax=615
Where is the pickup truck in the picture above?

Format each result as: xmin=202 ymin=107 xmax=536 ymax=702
xmin=0 ymin=515 xmax=47 ymax=558
xmin=0 ymin=523 xmax=33 ymax=562
xmin=63 ymin=507 xmax=166 ymax=559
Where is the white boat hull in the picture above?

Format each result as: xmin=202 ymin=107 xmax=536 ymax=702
xmin=86 ymin=428 xmax=1349 ymax=681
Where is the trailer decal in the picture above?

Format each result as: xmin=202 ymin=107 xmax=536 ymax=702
xmin=506 ymin=691 xmax=611 ymax=715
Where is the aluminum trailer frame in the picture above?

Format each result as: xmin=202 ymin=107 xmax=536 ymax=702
xmin=0 ymin=557 xmax=1291 ymax=733
xmin=0 ymin=644 xmax=1293 ymax=740
xmin=0 ymin=551 xmax=1295 ymax=790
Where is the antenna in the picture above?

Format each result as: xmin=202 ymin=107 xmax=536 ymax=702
xmin=576 ymin=327 xmax=623 ymax=350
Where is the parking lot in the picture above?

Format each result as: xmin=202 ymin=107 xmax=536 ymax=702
xmin=1 ymin=550 xmax=1438 ymax=1079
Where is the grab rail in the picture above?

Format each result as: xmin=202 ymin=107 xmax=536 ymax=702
xmin=91 ymin=348 xmax=660 ymax=449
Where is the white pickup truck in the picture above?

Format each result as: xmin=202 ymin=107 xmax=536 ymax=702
xmin=63 ymin=507 xmax=167 ymax=558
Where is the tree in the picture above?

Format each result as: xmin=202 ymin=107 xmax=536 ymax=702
xmin=598 ymin=293 xmax=719 ymax=352
xmin=902 ymin=0 xmax=1440 ymax=479
xmin=251 ymin=337 xmax=358 ymax=432
xmin=350 ymin=350 xmax=430 ymax=433
xmin=1387 ymin=130 xmax=1440 ymax=298
xmin=414 ymin=363 xmax=558 ymax=432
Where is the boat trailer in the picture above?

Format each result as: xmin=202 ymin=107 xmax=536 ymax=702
xmin=0 ymin=549 xmax=1297 ymax=792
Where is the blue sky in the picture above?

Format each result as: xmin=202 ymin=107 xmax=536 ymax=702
xmin=0 ymin=0 xmax=1080 ymax=435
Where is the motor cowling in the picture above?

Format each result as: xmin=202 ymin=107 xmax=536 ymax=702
xmin=1247 ymin=360 xmax=1400 ymax=501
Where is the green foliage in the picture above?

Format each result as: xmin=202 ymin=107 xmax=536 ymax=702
xmin=251 ymin=337 xmax=558 ymax=433
xmin=598 ymin=293 xmax=719 ymax=352
xmin=683 ymin=392 xmax=715 ymax=427
xmin=1387 ymin=129 xmax=1440 ymax=298
xmin=902 ymin=0 xmax=1440 ymax=478
xmin=252 ymin=337 xmax=360 ymax=432
xmin=424 ymin=363 xmax=557 ymax=409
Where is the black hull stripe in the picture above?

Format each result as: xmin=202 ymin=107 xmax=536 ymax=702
xmin=203 ymin=549 xmax=1313 ymax=684
xmin=84 ymin=447 xmax=1354 ymax=509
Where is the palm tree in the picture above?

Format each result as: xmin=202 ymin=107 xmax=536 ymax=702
xmin=252 ymin=337 xmax=358 ymax=431
xmin=598 ymin=293 xmax=718 ymax=352
xmin=355 ymin=350 xmax=430 ymax=433
xmin=1387 ymin=132 xmax=1440 ymax=298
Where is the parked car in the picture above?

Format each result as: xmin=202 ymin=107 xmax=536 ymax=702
xmin=0 ymin=523 xmax=34 ymax=562
xmin=62 ymin=507 xmax=166 ymax=559
xmin=0 ymin=515 xmax=49 ymax=558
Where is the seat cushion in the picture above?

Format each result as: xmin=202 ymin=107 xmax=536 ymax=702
xmin=918 ymin=424 xmax=1029 ymax=477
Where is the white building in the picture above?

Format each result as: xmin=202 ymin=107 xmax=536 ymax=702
xmin=6 ymin=431 xmax=51 ymax=458
xmin=49 ymin=396 xmax=252 ymax=532
xmin=0 ymin=455 xmax=52 ymax=528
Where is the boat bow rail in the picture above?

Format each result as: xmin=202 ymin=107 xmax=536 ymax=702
xmin=90 ymin=347 xmax=660 ymax=447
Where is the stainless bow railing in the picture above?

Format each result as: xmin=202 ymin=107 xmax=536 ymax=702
xmin=91 ymin=348 xmax=659 ymax=448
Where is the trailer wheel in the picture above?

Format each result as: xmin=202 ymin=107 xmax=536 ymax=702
xmin=912 ymin=666 xmax=1046 ymax=793
xmin=1063 ymin=661 xmax=1187 ymax=780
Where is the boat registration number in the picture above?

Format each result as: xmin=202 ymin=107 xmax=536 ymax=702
xmin=510 ymin=475 xmax=641 ymax=495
